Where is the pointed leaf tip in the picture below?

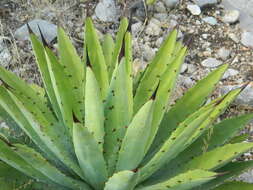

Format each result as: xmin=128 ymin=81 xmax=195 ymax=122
xmin=37 ymin=25 xmax=49 ymax=47
xmin=26 ymin=23 xmax=34 ymax=34
xmin=151 ymin=82 xmax=160 ymax=100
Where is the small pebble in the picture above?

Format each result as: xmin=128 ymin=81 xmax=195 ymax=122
xmin=217 ymin=47 xmax=231 ymax=60
xmin=221 ymin=10 xmax=240 ymax=24
xmin=202 ymin=16 xmax=217 ymax=25
xmin=201 ymin=58 xmax=223 ymax=67
xmin=187 ymin=4 xmax=201 ymax=15
xmin=241 ymin=31 xmax=253 ymax=48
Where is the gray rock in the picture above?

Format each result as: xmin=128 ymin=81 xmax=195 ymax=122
xmin=238 ymin=169 xmax=253 ymax=183
xmin=220 ymin=84 xmax=253 ymax=106
xmin=143 ymin=44 xmax=156 ymax=61
xmin=241 ymin=31 xmax=253 ymax=48
xmin=163 ymin=0 xmax=179 ymax=9
xmin=131 ymin=22 xmax=142 ymax=35
xmin=154 ymin=13 xmax=168 ymax=22
xmin=95 ymin=0 xmax=118 ymax=22
xmin=187 ymin=4 xmax=201 ymax=16
xmin=217 ymin=47 xmax=231 ymax=60
xmin=221 ymin=10 xmax=240 ymax=24
xmin=0 ymin=48 xmax=11 ymax=67
xmin=193 ymin=0 xmax=218 ymax=8
xmin=155 ymin=1 xmax=167 ymax=13
xmin=145 ymin=18 xmax=162 ymax=36
xmin=201 ymin=58 xmax=223 ymax=68
xmin=222 ymin=68 xmax=239 ymax=79
xmin=228 ymin=33 xmax=240 ymax=43
xmin=180 ymin=63 xmax=188 ymax=73
xmin=14 ymin=19 xmax=57 ymax=43
xmin=202 ymin=16 xmax=217 ymax=25
xmin=177 ymin=75 xmax=195 ymax=89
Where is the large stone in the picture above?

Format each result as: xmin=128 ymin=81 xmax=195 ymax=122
xmin=241 ymin=31 xmax=253 ymax=48
xmin=14 ymin=19 xmax=57 ymax=43
xmin=187 ymin=4 xmax=201 ymax=16
xmin=163 ymin=0 xmax=179 ymax=9
xmin=201 ymin=58 xmax=222 ymax=68
xmin=221 ymin=10 xmax=240 ymax=24
xmin=95 ymin=0 xmax=118 ymax=22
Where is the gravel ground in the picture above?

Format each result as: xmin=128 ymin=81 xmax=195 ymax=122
xmin=1 ymin=0 xmax=253 ymax=183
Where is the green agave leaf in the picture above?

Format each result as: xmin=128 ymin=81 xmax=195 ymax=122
xmin=29 ymin=33 xmax=61 ymax=119
xmin=58 ymin=27 xmax=85 ymax=122
xmin=102 ymin=33 xmax=115 ymax=70
xmin=184 ymin=143 xmax=253 ymax=172
xmin=0 ymin=161 xmax=63 ymax=190
xmin=14 ymin=144 xmax=91 ymax=190
xmin=0 ymin=86 xmax=60 ymax=166
xmin=85 ymin=67 xmax=105 ymax=148
xmin=145 ymin=46 xmax=187 ymax=154
xmin=85 ymin=17 xmax=109 ymax=99
xmin=109 ymin=17 xmax=128 ymax=79
xmin=0 ymin=139 xmax=51 ymax=183
xmin=137 ymin=170 xmax=217 ymax=190
xmin=197 ymin=161 xmax=253 ymax=190
xmin=133 ymin=29 xmax=177 ymax=114
xmin=116 ymin=100 xmax=154 ymax=172
xmin=213 ymin=181 xmax=253 ymax=190
xmin=150 ymin=113 xmax=253 ymax=183
xmin=104 ymin=58 xmax=133 ymax=175
xmin=229 ymin=133 xmax=250 ymax=144
xmin=124 ymin=32 xmax=133 ymax=76
xmin=73 ymin=123 xmax=108 ymax=190
xmin=139 ymin=104 xmax=215 ymax=182
xmin=45 ymin=47 xmax=74 ymax=134
xmin=104 ymin=170 xmax=139 ymax=190
xmin=0 ymin=65 xmax=56 ymax=124
xmin=0 ymin=87 xmax=83 ymax=179
xmin=146 ymin=0 xmax=157 ymax=4
xmin=149 ymin=64 xmax=228 ymax=155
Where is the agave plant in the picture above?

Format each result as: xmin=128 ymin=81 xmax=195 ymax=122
xmin=0 ymin=17 xmax=253 ymax=190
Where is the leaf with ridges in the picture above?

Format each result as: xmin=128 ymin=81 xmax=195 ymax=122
xmin=85 ymin=17 xmax=109 ymax=99
xmin=14 ymin=144 xmax=92 ymax=190
xmin=149 ymin=64 xmax=228 ymax=155
xmin=139 ymin=105 xmax=214 ymax=182
xmin=136 ymin=170 xmax=217 ymax=190
xmin=104 ymin=58 xmax=133 ymax=175
xmin=58 ymin=28 xmax=85 ymax=122
xmin=133 ymin=29 xmax=177 ymax=114
xmin=102 ymin=33 xmax=115 ymax=70
xmin=109 ymin=17 xmax=128 ymax=79
xmin=184 ymin=143 xmax=253 ymax=172
xmin=29 ymin=33 xmax=61 ymax=119
xmin=145 ymin=47 xmax=187 ymax=154
xmin=85 ymin=67 xmax=105 ymax=148
xmin=196 ymin=161 xmax=253 ymax=190
xmin=116 ymin=100 xmax=154 ymax=172
xmin=73 ymin=123 xmax=108 ymax=190
xmin=45 ymin=47 xmax=74 ymax=134
xmin=104 ymin=170 xmax=139 ymax=190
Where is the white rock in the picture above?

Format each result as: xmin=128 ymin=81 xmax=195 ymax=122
xmin=95 ymin=0 xmax=118 ymax=22
xmin=145 ymin=18 xmax=162 ymax=36
xmin=228 ymin=33 xmax=240 ymax=43
xmin=217 ymin=47 xmax=231 ymax=60
xmin=163 ymin=0 xmax=179 ymax=9
xmin=238 ymin=169 xmax=253 ymax=183
xmin=187 ymin=4 xmax=201 ymax=16
xmin=154 ymin=13 xmax=168 ymax=21
xmin=222 ymin=68 xmax=239 ymax=79
xmin=201 ymin=58 xmax=223 ymax=67
xmin=180 ymin=63 xmax=188 ymax=73
xmin=241 ymin=31 xmax=253 ymax=48
xmin=143 ymin=44 xmax=156 ymax=61
xmin=131 ymin=22 xmax=142 ymax=35
xmin=221 ymin=10 xmax=240 ymax=24
xmin=202 ymin=16 xmax=217 ymax=25
xmin=0 ymin=48 xmax=11 ymax=67
xmin=14 ymin=19 xmax=57 ymax=42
